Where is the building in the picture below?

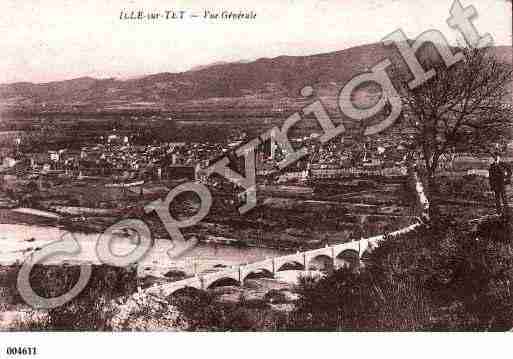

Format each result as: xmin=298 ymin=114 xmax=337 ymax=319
xmin=162 ymin=165 xmax=196 ymax=181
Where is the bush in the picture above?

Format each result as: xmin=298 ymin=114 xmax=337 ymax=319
xmin=289 ymin=217 xmax=513 ymax=331
xmin=436 ymin=175 xmax=490 ymax=202
xmin=169 ymin=289 xmax=250 ymax=331
xmin=42 ymin=265 xmax=138 ymax=330
xmin=1 ymin=264 xmax=138 ymax=330
xmin=168 ymin=289 xmax=289 ymax=331
xmin=263 ymin=289 xmax=290 ymax=304
xmin=110 ymin=292 xmax=184 ymax=331
xmin=0 ymin=264 xmax=24 ymax=307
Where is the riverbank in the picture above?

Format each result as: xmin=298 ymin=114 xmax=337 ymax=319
xmin=0 ymin=208 xmax=59 ymax=227
xmin=0 ymin=223 xmax=290 ymax=276
xmin=0 ymin=204 xmax=372 ymax=253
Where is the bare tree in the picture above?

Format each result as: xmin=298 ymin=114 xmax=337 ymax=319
xmin=399 ymin=47 xmax=513 ymax=186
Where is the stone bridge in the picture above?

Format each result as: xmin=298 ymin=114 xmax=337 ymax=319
xmin=143 ymin=165 xmax=429 ymax=297
xmin=144 ymin=221 xmax=421 ymax=297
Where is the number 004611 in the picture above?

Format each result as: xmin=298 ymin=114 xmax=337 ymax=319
xmin=6 ymin=347 xmax=37 ymax=355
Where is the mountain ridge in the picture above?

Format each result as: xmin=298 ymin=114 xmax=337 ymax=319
xmin=1 ymin=43 xmax=511 ymax=116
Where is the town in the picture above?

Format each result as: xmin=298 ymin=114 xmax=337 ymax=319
xmin=0 ymin=114 xmax=504 ymax=245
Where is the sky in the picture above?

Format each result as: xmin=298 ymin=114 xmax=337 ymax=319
xmin=0 ymin=0 xmax=511 ymax=84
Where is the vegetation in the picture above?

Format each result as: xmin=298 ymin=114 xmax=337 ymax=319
xmin=1 ymin=264 xmax=137 ymax=330
xmin=3 ymin=214 xmax=512 ymax=331
xmin=436 ymin=175 xmax=491 ymax=203
xmin=290 ymin=216 xmax=513 ymax=331
xmin=168 ymin=289 xmax=288 ymax=331
xmin=399 ymin=48 xmax=513 ymax=184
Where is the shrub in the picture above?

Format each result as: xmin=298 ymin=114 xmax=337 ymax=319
xmin=436 ymin=175 xmax=490 ymax=202
xmin=289 ymin=217 xmax=513 ymax=331
xmin=42 ymin=265 xmax=138 ymax=330
xmin=0 ymin=264 xmax=24 ymax=306
xmin=263 ymin=289 xmax=289 ymax=304
xmin=1 ymin=264 xmax=138 ymax=330
xmin=168 ymin=288 xmax=289 ymax=331
xmin=110 ymin=292 xmax=184 ymax=331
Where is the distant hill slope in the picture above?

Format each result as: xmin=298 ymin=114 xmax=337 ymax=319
xmin=0 ymin=43 xmax=510 ymax=116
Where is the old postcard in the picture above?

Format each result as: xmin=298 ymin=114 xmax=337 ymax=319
xmin=0 ymin=0 xmax=512 ymax=356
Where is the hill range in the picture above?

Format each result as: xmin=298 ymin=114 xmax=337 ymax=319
xmin=0 ymin=43 xmax=511 ymax=117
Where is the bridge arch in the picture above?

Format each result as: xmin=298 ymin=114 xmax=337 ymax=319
xmin=167 ymin=285 xmax=205 ymax=298
xmin=336 ymin=249 xmax=360 ymax=269
xmin=205 ymin=276 xmax=241 ymax=289
xmin=307 ymin=254 xmax=334 ymax=273
xmin=241 ymin=268 xmax=274 ymax=282
xmin=276 ymin=261 xmax=305 ymax=272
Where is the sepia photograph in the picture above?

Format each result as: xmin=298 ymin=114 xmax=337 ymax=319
xmin=0 ymin=0 xmax=512 ymax=356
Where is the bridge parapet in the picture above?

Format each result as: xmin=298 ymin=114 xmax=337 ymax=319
xmin=362 ymin=222 xmax=421 ymax=255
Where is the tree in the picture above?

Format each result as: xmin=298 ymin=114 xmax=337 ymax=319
xmin=399 ymin=47 xmax=513 ymax=186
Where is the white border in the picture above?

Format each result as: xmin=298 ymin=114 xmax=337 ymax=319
xmin=0 ymin=332 xmax=511 ymax=359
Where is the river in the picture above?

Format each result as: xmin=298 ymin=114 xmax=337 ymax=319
xmin=0 ymin=223 xmax=289 ymax=277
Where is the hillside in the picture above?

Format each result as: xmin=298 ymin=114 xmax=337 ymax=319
xmin=0 ymin=43 xmax=511 ymax=117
